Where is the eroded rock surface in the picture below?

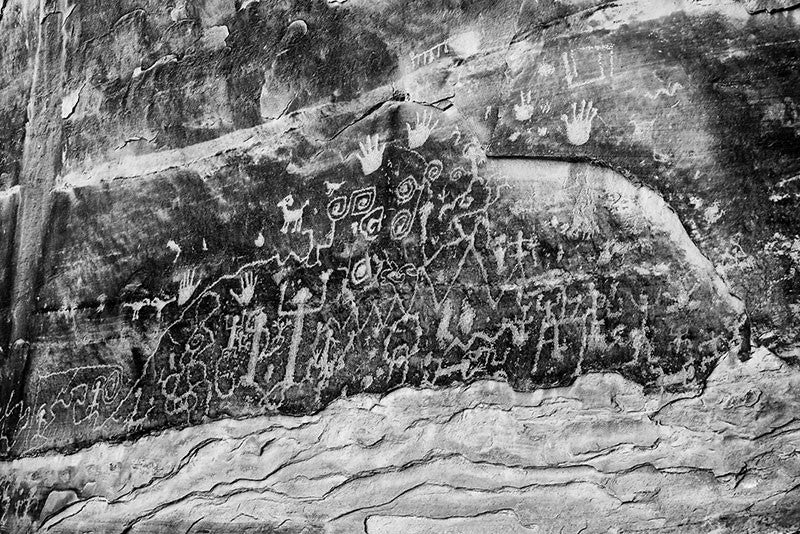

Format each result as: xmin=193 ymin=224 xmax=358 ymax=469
xmin=1 ymin=0 xmax=799 ymax=531
xmin=1 ymin=349 xmax=798 ymax=533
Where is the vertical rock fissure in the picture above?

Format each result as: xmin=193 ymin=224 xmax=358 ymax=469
xmin=3 ymin=0 xmax=64 ymax=432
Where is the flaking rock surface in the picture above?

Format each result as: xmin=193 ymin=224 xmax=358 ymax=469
xmin=0 ymin=0 xmax=799 ymax=532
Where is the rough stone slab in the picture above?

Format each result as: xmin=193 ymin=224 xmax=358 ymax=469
xmin=0 ymin=348 xmax=797 ymax=533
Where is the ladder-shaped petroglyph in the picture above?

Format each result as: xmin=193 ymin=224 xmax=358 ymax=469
xmin=562 ymin=44 xmax=614 ymax=88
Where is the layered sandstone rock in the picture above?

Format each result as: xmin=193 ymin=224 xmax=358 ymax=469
xmin=1 ymin=348 xmax=799 ymax=533
xmin=0 ymin=0 xmax=799 ymax=532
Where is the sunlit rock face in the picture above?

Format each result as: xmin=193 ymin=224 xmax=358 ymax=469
xmin=0 ymin=0 xmax=799 ymax=532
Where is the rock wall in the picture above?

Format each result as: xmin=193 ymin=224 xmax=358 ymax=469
xmin=0 ymin=0 xmax=799 ymax=532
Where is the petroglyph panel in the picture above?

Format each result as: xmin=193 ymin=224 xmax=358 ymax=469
xmin=0 ymin=105 xmax=744 ymax=456
xmin=2 ymin=1 xmax=800 ymax=531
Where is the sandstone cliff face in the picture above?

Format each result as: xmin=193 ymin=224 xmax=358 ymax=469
xmin=0 ymin=0 xmax=799 ymax=532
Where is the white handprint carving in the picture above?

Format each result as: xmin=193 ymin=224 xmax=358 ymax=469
xmin=406 ymin=111 xmax=439 ymax=149
xmin=177 ymin=268 xmax=201 ymax=306
xmin=561 ymin=100 xmax=598 ymax=146
xmin=356 ymin=135 xmax=386 ymax=175
xmin=230 ymin=271 xmax=258 ymax=306
xmin=513 ymin=90 xmax=535 ymax=122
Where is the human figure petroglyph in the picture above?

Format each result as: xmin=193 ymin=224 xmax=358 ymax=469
xmin=562 ymin=100 xmax=598 ymax=146
xmin=279 ymin=270 xmax=332 ymax=386
xmin=356 ymin=135 xmax=386 ymax=175
xmin=406 ymin=110 xmax=439 ymax=149
xmin=463 ymin=140 xmax=487 ymax=178
xmin=242 ymin=311 xmax=269 ymax=386
xmin=277 ymin=194 xmax=309 ymax=234
xmin=2 ymin=114 xmax=737 ymax=459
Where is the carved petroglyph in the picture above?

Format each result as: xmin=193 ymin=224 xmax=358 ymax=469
xmin=123 ymin=300 xmax=149 ymax=321
xmin=410 ymin=41 xmax=450 ymax=69
xmin=356 ymin=135 xmax=386 ymax=175
xmin=406 ymin=111 xmax=439 ymax=149
xmin=644 ymin=82 xmax=683 ymax=100
xmin=324 ymin=180 xmax=345 ymax=196
xmin=562 ymin=44 xmax=614 ymax=88
xmin=562 ymin=100 xmax=598 ymax=146
xmin=277 ymin=194 xmax=309 ymax=234
xmin=230 ymin=272 xmax=258 ymax=307
xmin=514 ymin=91 xmax=536 ymax=122
xmin=0 ymin=117 xmax=741 ymax=460
xmin=279 ymin=270 xmax=332 ymax=386
xmin=166 ymin=239 xmax=181 ymax=263
xmin=178 ymin=269 xmax=201 ymax=306
xmin=149 ymin=297 xmax=176 ymax=320
xmin=409 ymin=31 xmax=480 ymax=70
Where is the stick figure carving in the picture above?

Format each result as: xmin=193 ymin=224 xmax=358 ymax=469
xmin=277 ymin=194 xmax=309 ymax=234
xmin=561 ymin=100 xmax=598 ymax=146
xmin=356 ymin=135 xmax=385 ymax=175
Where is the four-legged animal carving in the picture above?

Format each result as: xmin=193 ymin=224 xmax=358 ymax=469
xmin=277 ymin=194 xmax=309 ymax=234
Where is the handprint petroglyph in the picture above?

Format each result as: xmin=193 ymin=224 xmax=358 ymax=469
xmin=514 ymin=90 xmax=536 ymax=122
xmin=178 ymin=269 xmax=201 ymax=306
xmin=355 ymin=135 xmax=386 ymax=175
xmin=230 ymin=271 xmax=258 ymax=307
xmin=561 ymin=100 xmax=598 ymax=146
xmin=406 ymin=110 xmax=439 ymax=149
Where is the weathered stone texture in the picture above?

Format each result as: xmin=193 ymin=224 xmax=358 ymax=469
xmin=0 ymin=0 xmax=799 ymax=531
xmin=1 ymin=349 xmax=799 ymax=533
